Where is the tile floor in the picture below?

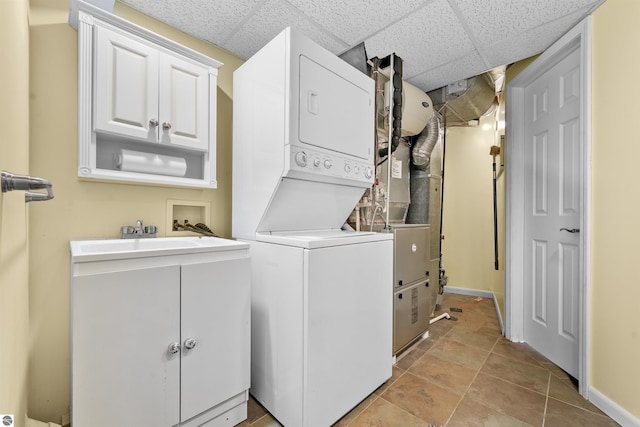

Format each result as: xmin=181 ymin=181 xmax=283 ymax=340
xmin=238 ymin=293 xmax=620 ymax=427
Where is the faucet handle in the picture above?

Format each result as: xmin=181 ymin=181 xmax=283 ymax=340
xmin=121 ymin=220 xmax=157 ymax=238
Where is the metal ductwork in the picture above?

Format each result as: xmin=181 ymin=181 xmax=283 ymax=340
xmin=411 ymin=112 xmax=440 ymax=170
xmin=427 ymin=72 xmax=497 ymax=125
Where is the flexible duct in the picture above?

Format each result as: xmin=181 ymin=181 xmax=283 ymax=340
xmin=427 ymin=73 xmax=496 ymax=124
xmin=411 ymin=113 xmax=440 ymax=170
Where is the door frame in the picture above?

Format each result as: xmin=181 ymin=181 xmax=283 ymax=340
xmin=505 ymin=17 xmax=591 ymax=397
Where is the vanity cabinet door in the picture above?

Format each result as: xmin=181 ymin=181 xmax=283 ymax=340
xmin=94 ymin=25 xmax=159 ymax=142
xmin=180 ymin=257 xmax=251 ymax=422
xmin=159 ymin=53 xmax=210 ymax=151
xmin=71 ymin=265 xmax=181 ymax=427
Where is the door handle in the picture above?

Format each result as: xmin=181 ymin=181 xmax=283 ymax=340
xmin=167 ymin=342 xmax=181 ymax=355
xmin=560 ymin=228 xmax=580 ymax=233
xmin=307 ymin=91 xmax=319 ymax=115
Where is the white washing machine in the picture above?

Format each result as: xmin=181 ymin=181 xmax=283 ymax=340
xmin=233 ymin=28 xmax=393 ymax=426
xmin=250 ymin=231 xmax=391 ymax=427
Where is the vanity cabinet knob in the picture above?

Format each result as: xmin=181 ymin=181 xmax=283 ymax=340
xmin=184 ymin=338 xmax=197 ymax=350
xmin=162 ymin=122 xmax=172 ymax=130
xmin=167 ymin=342 xmax=181 ymax=355
xmin=149 ymin=118 xmax=158 ymax=127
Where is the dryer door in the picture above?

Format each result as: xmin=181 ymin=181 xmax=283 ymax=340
xmin=298 ymin=55 xmax=373 ymax=160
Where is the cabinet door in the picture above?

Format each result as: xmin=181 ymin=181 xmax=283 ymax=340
xmin=159 ymin=53 xmax=210 ymax=151
xmin=180 ymin=258 xmax=251 ymax=422
xmin=72 ymin=265 xmax=180 ymax=427
xmin=95 ymin=25 xmax=159 ymax=142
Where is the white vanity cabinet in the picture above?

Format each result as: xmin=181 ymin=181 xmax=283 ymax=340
xmin=70 ymin=1 xmax=222 ymax=188
xmin=70 ymin=238 xmax=250 ymax=427
xmin=94 ymin=24 xmax=210 ymax=151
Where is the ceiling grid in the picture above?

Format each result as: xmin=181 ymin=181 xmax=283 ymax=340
xmin=119 ymin=0 xmax=605 ymax=91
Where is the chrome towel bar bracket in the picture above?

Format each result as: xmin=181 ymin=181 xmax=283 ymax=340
xmin=1 ymin=170 xmax=54 ymax=202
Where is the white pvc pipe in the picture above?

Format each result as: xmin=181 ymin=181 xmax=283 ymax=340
xmin=429 ymin=312 xmax=451 ymax=325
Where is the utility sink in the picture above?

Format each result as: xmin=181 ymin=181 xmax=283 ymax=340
xmin=70 ymin=236 xmax=248 ymax=262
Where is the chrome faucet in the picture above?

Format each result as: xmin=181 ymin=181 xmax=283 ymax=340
xmin=121 ymin=219 xmax=158 ymax=239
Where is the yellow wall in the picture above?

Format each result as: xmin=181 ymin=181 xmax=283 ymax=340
xmin=27 ymin=0 xmax=243 ymax=421
xmin=0 ymin=0 xmax=30 ymax=425
xmin=440 ymin=57 xmax=539 ymax=322
xmin=441 ymin=115 xmax=505 ymax=309
xmin=591 ymin=0 xmax=640 ymax=418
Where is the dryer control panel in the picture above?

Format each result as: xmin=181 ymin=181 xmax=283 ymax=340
xmin=288 ymin=148 xmax=374 ymax=187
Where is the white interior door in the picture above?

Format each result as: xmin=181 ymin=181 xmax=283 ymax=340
xmin=523 ymin=46 xmax=581 ymax=378
xmin=507 ymin=19 xmax=591 ymax=396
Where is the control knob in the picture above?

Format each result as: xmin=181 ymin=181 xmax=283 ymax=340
xmin=324 ymin=159 xmax=333 ymax=169
xmin=354 ymin=166 xmax=360 ymax=175
xmin=364 ymin=167 xmax=374 ymax=179
xmin=344 ymin=164 xmax=352 ymax=173
xmin=295 ymin=151 xmax=308 ymax=167
xmin=313 ymin=157 xmax=321 ymax=167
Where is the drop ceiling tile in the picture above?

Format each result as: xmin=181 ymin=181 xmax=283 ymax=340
xmin=407 ymin=51 xmax=488 ymax=92
xmin=364 ymin=0 xmax=475 ymax=79
xmin=223 ymin=0 xmax=348 ymax=59
xmin=450 ymin=0 xmax=600 ymax=46
xmin=120 ymin=0 xmax=262 ymax=44
xmin=118 ymin=0 xmax=602 ymax=99
xmin=286 ymin=0 xmax=427 ymax=45
xmin=483 ymin=9 xmax=587 ymax=67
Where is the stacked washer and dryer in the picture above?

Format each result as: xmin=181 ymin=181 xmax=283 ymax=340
xmin=232 ymin=28 xmax=394 ymax=427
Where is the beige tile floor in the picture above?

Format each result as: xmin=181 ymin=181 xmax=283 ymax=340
xmin=238 ymin=293 xmax=619 ymax=427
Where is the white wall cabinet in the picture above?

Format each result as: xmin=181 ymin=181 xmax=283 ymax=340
xmin=70 ymin=239 xmax=250 ymax=427
xmin=71 ymin=1 xmax=222 ymax=188
xmin=94 ymin=25 xmax=209 ymax=151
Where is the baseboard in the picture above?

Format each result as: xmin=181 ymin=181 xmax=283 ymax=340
xmin=445 ymin=286 xmax=494 ymax=298
xmin=589 ymin=386 xmax=640 ymax=427
xmin=444 ymin=286 xmax=505 ymax=334
xmin=492 ymin=294 xmax=505 ymax=334
xmin=26 ymin=418 xmax=62 ymax=427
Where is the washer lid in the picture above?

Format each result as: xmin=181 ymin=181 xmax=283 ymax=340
xmin=256 ymin=229 xmax=392 ymax=249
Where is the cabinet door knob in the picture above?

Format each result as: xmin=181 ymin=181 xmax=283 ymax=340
xmin=167 ymin=342 xmax=181 ymax=355
xmin=149 ymin=118 xmax=158 ymax=127
xmin=184 ymin=338 xmax=197 ymax=350
xmin=162 ymin=122 xmax=172 ymax=130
